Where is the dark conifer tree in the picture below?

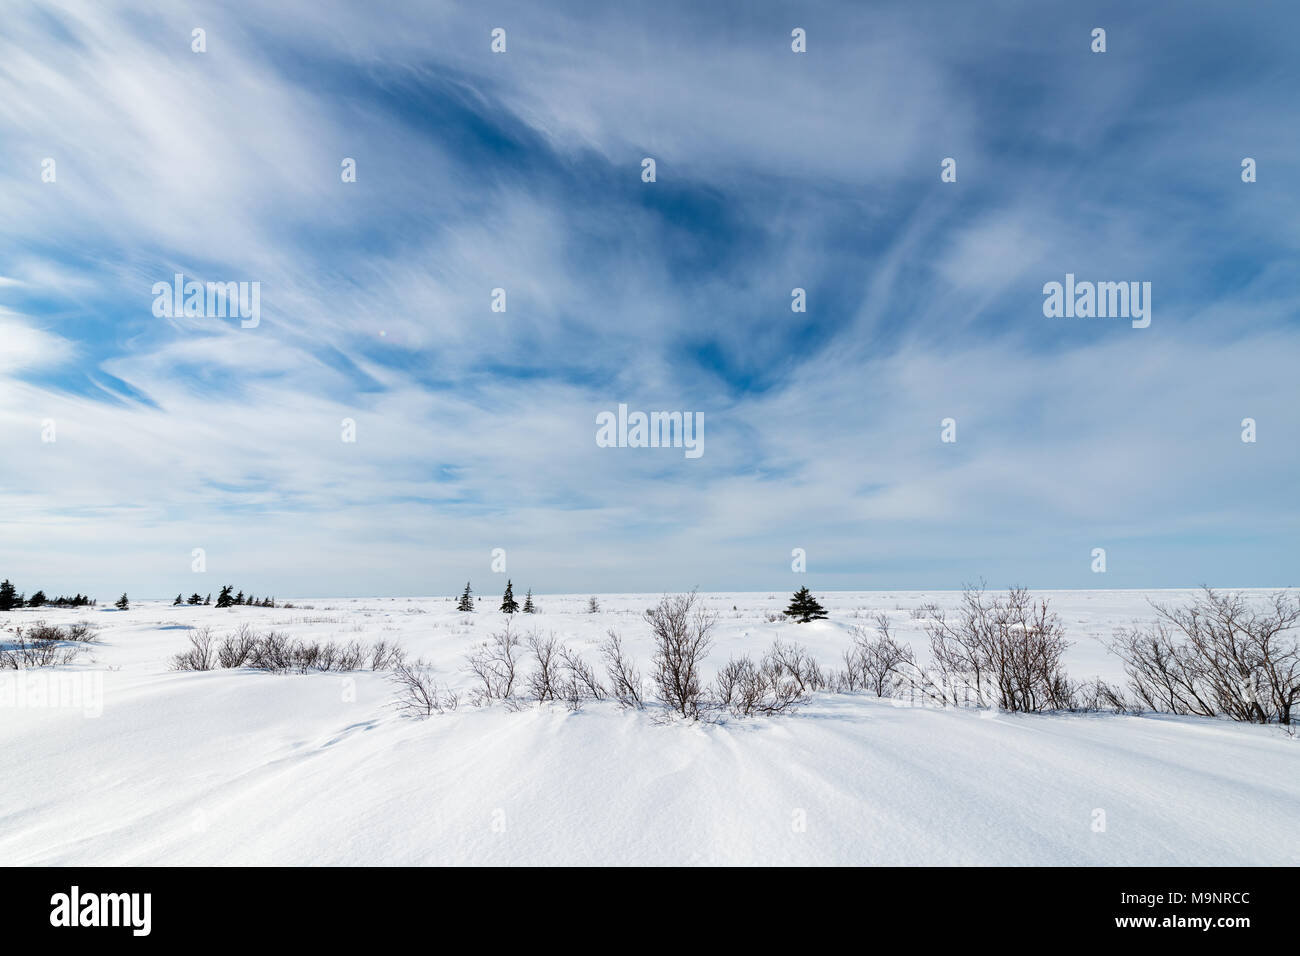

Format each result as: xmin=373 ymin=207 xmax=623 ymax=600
xmin=173 ymin=594 xmax=183 ymax=605
xmin=500 ymin=579 xmax=519 ymax=614
xmin=523 ymin=589 xmax=536 ymax=613
xmin=457 ymin=582 xmax=474 ymax=612
xmin=215 ymin=585 xmax=234 ymax=608
xmin=115 ymin=593 xmax=130 ymax=610
xmin=0 ymin=579 xmax=17 ymax=611
xmin=785 ymin=586 xmax=828 ymax=623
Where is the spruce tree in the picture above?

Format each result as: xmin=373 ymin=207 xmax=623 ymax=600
xmin=500 ymin=579 xmax=519 ymax=614
xmin=234 ymin=591 xmax=245 ymax=605
xmin=523 ymin=588 xmax=536 ymax=613
xmin=188 ymin=593 xmax=203 ymax=605
xmin=28 ymin=590 xmax=46 ymax=607
xmin=115 ymin=593 xmax=130 ymax=610
xmin=173 ymin=594 xmax=183 ymax=605
xmin=587 ymin=595 xmax=600 ymax=613
xmin=457 ymin=582 xmax=474 ymax=612
xmin=785 ymin=586 xmax=827 ymax=623
xmin=0 ymin=579 xmax=16 ymax=611
xmin=215 ymin=585 xmax=234 ymax=608
xmin=204 ymin=593 xmax=212 ymax=605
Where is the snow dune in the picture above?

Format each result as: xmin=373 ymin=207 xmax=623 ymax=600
xmin=2 ymin=592 xmax=1296 ymax=865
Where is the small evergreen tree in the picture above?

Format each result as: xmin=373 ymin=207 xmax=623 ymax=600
xmin=204 ymin=593 xmax=212 ymax=605
xmin=215 ymin=585 xmax=234 ymax=608
xmin=587 ymin=595 xmax=600 ymax=613
xmin=234 ymin=590 xmax=245 ymax=605
xmin=173 ymin=593 xmax=183 ymax=605
xmin=28 ymin=590 xmax=46 ymax=607
xmin=188 ymin=593 xmax=203 ymax=605
xmin=500 ymin=579 xmax=519 ymax=614
xmin=115 ymin=593 xmax=130 ymax=610
xmin=457 ymin=582 xmax=474 ymax=612
xmin=0 ymin=579 xmax=16 ymax=612
xmin=785 ymin=586 xmax=827 ymax=623
xmin=523 ymin=589 xmax=536 ymax=613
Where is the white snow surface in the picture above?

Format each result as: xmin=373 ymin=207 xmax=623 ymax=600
xmin=2 ymin=589 xmax=1297 ymax=866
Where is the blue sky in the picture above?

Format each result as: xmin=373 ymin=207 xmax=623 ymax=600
xmin=1 ymin=0 xmax=1298 ymax=598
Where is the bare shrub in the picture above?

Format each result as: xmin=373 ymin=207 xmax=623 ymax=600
xmin=715 ymin=641 xmax=811 ymax=718
xmin=714 ymin=655 xmax=761 ymax=716
xmin=835 ymin=645 xmax=863 ymax=692
xmin=217 ymin=625 xmax=256 ymax=668
xmin=334 ymin=641 xmax=367 ymax=671
xmin=466 ymin=620 xmax=522 ymax=703
xmin=526 ymin=632 xmax=564 ymax=702
xmin=391 ymin=661 xmax=459 ymax=717
xmin=64 ymin=621 xmax=96 ymax=642
xmin=187 ymin=625 xmax=403 ymax=674
xmin=15 ymin=621 xmax=96 ymax=644
xmin=910 ymin=602 xmax=939 ymax=621
xmin=845 ymin=614 xmax=915 ymax=697
xmin=26 ymin=622 xmax=67 ymax=642
xmin=715 ymin=655 xmax=754 ymax=712
xmin=1 ymin=637 xmax=81 ymax=668
xmin=172 ymin=627 xmax=216 ymax=671
xmin=923 ymin=585 xmax=1074 ymax=713
xmin=369 ymin=639 xmax=404 ymax=670
xmin=1073 ymin=677 xmax=1132 ymax=713
xmin=646 ymin=591 xmax=716 ymax=719
xmin=559 ymin=644 xmax=606 ymax=710
xmin=1106 ymin=588 xmax=1300 ymax=724
xmin=600 ymin=629 xmax=643 ymax=709
xmin=248 ymin=630 xmax=295 ymax=671
xmin=765 ymin=639 xmax=827 ymax=693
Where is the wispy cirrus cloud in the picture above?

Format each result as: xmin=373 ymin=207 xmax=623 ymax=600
xmin=1 ymin=0 xmax=1297 ymax=597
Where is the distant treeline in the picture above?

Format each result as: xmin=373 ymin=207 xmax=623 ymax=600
xmin=173 ymin=586 xmax=281 ymax=608
xmin=0 ymin=580 xmax=95 ymax=610
xmin=0 ymin=579 xmax=289 ymax=612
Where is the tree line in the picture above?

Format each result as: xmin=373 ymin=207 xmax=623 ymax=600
xmin=0 ymin=580 xmax=286 ymax=612
xmin=453 ymin=581 xmax=830 ymax=623
xmin=0 ymin=580 xmax=95 ymax=611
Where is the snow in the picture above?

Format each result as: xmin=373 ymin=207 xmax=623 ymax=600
xmin=2 ymin=590 xmax=1297 ymax=865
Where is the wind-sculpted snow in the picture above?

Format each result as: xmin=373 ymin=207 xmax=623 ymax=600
xmin=1 ymin=591 xmax=1296 ymax=865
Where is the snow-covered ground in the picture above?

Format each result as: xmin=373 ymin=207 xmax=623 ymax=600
xmin=2 ymin=590 xmax=1297 ymax=865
